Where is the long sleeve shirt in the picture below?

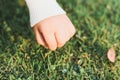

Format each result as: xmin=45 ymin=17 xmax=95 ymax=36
xmin=25 ymin=0 xmax=66 ymax=27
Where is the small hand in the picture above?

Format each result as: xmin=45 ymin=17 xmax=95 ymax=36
xmin=33 ymin=14 xmax=76 ymax=50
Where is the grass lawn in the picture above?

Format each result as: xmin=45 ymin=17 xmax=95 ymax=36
xmin=0 ymin=0 xmax=120 ymax=79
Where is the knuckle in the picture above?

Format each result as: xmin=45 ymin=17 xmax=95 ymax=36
xmin=36 ymin=39 xmax=44 ymax=46
xmin=71 ymin=28 xmax=76 ymax=37
xmin=72 ymin=27 xmax=76 ymax=34
xmin=37 ymin=41 xmax=43 ymax=46
xmin=49 ymin=46 xmax=57 ymax=51
xmin=49 ymin=43 xmax=57 ymax=51
xmin=36 ymin=39 xmax=41 ymax=45
xmin=57 ymin=40 xmax=66 ymax=48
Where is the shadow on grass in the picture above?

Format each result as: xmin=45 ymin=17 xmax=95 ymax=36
xmin=0 ymin=0 xmax=36 ymax=53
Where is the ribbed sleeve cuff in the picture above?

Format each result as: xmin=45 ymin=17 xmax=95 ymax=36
xmin=25 ymin=0 xmax=66 ymax=27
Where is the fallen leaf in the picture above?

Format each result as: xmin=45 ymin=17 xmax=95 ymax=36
xmin=107 ymin=47 xmax=116 ymax=62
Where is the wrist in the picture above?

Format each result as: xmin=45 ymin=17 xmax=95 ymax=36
xmin=25 ymin=0 xmax=66 ymax=27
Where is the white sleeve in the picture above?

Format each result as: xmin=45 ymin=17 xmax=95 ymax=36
xmin=25 ymin=0 xmax=66 ymax=27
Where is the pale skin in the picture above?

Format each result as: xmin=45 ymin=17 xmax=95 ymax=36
xmin=33 ymin=14 xmax=76 ymax=51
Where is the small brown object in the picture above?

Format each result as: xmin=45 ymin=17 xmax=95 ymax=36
xmin=107 ymin=47 xmax=116 ymax=63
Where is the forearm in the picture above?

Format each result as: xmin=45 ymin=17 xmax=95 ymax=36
xmin=25 ymin=0 xmax=66 ymax=27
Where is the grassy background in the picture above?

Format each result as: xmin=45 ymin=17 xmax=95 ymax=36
xmin=0 ymin=0 xmax=120 ymax=79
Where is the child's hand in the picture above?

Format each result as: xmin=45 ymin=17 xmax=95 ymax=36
xmin=33 ymin=14 xmax=76 ymax=50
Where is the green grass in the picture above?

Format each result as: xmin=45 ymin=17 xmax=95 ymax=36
xmin=0 ymin=0 xmax=120 ymax=79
